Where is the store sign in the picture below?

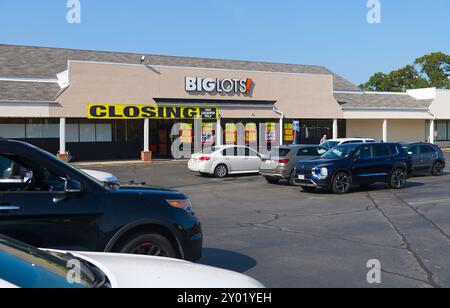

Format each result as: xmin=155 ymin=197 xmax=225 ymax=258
xmin=265 ymin=122 xmax=277 ymax=143
xmin=88 ymin=104 xmax=219 ymax=120
xmin=185 ymin=77 xmax=253 ymax=95
xmin=284 ymin=123 xmax=295 ymax=143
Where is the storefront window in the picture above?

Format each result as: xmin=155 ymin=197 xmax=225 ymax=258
xmin=0 ymin=119 xmax=26 ymax=139
xmin=437 ymin=121 xmax=448 ymax=141
xmin=25 ymin=119 xmax=59 ymax=139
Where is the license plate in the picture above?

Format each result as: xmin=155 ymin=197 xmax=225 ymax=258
xmin=298 ymin=175 xmax=305 ymax=180
xmin=265 ymin=160 xmax=274 ymax=164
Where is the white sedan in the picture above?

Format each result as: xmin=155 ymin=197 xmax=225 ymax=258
xmin=188 ymin=146 xmax=262 ymax=178
xmin=0 ymin=235 xmax=264 ymax=288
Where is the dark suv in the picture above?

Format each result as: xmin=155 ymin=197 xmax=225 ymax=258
xmin=0 ymin=139 xmax=202 ymax=261
xmin=293 ymin=142 xmax=413 ymax=194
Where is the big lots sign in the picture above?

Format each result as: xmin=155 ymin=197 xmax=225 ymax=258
xmin=185 ymin=77 xmax=253 ymax=95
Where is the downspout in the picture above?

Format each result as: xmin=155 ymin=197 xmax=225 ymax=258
xmin=273 ymin=107 xmax=284 ymax=146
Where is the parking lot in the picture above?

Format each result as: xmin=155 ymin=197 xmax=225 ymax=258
xmin=77 ymin=153 xmax=450 ymax=288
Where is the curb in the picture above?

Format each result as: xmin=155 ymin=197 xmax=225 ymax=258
xmin=72 ymin=159 xmax=189 ymax=167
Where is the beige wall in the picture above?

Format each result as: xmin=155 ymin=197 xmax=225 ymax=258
xmin=51 ymin=61 xmax=344 ymax=119
xmin=0 ymin=102 xmax=53 ymax=117
xmin=430 ymin=90 xmax=450 ymax=119
xmin=347 ymin=119 xmax=426 ymax=142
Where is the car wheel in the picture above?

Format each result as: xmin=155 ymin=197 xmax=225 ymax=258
xmin=432 ymin=161 xmax=444 ymax=176
xmin=301 ymin=186 xmax=316 ymax=193
xmin=265 ymin=177 xmax=279 ymax=184
xmin=116 ymin=233 xmax=177 ymax=258
xmin=389 ymin=168 xmax=407 ymax=189
xmin=214 ymin=164 xmax=228 ymax=178
xmin=332 ymin=172 xmax=351 ymax=194
xmin=288 ymin=170 xmax=298 ymax=186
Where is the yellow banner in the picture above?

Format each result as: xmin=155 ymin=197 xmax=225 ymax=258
xmin=88 ymin=104 xmax=219 ymax=120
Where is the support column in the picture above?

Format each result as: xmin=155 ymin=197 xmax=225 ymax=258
xmin=216 ymin=117 xmax=222 ymax=146
xmin=382 ymin=119 xmax=388 ymax=142
xmin=57 ymin=118 xmax=68 ymax=162
xmin=333 ymin=119 xmax=338 ymax=140
xmin=279 ymin=117 xmax=284 ymax=146
xmin=430 ymin=119 xmax=435 ymax=144
xmin=141 ymin=118 xmax=152 ymax=161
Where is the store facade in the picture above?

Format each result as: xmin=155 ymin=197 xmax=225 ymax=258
xmin=0 ymin=45 xmax=447 ymax=162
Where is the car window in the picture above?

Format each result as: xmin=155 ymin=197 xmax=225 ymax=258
xmin=409 ymin=145 xmax=419 ymax=155
xmin=322 ymin=144 xmax=359 ymax=159
xmin=354 ymin=145 xmax=373 ymax=160
xmin=420 ymin=145 xmax=435 ymax=154
xmin=269 ymin=148 xmax=291 ymax=157
xmin=222 ymin=147 xmax=238 ymax=157
xmin=245 ymin=148 xmax=259 ymax=157
xmin=373 ymin=144 xmax=391 ymax=157
xmin=297 ymin=147 xmax=318 ymax=157
xmin=0 ymin=154 xmax=65 ymax=193
xmin=321 ymin=141 xmax=339 ymax=149
xmin=0 ymin=155 xmax=32 ymax=183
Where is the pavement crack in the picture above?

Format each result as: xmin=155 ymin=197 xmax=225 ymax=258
xmin=392 ymin=191 xmax=450 ymax=242
xmin=381 ymin=269 xmax=433 ymax=287
xmin=366 ymin=192 xmax=441 ymax=288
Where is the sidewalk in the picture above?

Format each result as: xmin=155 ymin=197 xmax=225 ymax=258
xmin=72 ymin=159 xmax=188 ymax=167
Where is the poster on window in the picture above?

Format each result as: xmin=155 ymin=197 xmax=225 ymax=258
xmin=284 ymin=123 xmax=295 ymax=143
xmin=202 ymin=123 xmax=214 ymax=145
xmin=179 ymin=123 xmax=193 ymax=144
xmin=225 ymin=123 xmax=237 ymax=144
xmin=265 ymin=122 xmax=277 ymax=143
xmin=245 ymin=123 xmax=258 ymax=143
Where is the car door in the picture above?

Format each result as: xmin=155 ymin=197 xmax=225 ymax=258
xmin=420 ymin=145 xmax=437 ymax=170
xmin=351 ymin=144 xmax=378 ymax=184
xmin=245 ymin=147 xmax=261 ymax=171
xmin=408 ymin=145 xmax=422 ymax=171
xmin=222 ymin=147 xmax=240 ymax=173
xmin=0 ymin=154 xmax=102 ymax=251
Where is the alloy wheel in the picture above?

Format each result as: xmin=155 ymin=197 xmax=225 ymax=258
xmin=334 ymin=173 xmax=350 ymax=193
xmin=433 ymin=162 xmax=444 ymax=176
xmin=215 ymin=165 xmax=228 ymax=178
xmin=391 ymin=169 xmax=406 ymax=189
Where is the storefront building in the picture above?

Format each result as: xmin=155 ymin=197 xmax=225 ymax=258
xmin=0 ymin=44 xmax=448 ymax=161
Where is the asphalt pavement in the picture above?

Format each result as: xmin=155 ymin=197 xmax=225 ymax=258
xmin=76 ymin=153 xmax=450 ymax=288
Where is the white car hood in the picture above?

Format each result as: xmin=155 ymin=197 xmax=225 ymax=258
xmin=73 ymin=251 xmax=264 ymax=289
xmin=81 ymin=169 xmax=118 ymax=183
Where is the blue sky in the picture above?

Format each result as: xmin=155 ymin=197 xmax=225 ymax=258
xmin=0 ymin=0 xmax=449 ymax=84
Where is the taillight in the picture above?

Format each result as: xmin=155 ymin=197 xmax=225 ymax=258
xmin=278 ymin=159 xmax=290 ymax=165
xmin=199 ymin=156 xmax=211 ymax=161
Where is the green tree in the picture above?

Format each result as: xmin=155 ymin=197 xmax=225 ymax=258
xmin=360 ymin=52 xmax=450 ymax=92
xmin=415 ymin=52 xmax=450 ymax=89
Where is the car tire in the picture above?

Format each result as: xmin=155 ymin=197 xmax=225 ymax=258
xmin=265 ymin=177 xmax=279 ymax=184
xmin=432 ymin=161 xmax=444 ymax=176
xmin=288 ymin=170 xmax=298 ymax=186
xmin=214 ymin=164 xmax=228 ymax=178
xmin=301 ymin=186 xmax=316 ymax=193
xmin=115 ymin=232 xmax=177 ymax=259
xmin=332 ymin=172 xmax=351 ymax=194
xmin=389 ymin=168 xmax=407 ymax=189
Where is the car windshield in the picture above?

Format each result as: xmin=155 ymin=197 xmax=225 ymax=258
xmin=321 ymin=144 xmax=359 ymax=159
xmin=321 ymin=141 xmax=339 ymax=149
xmin=0 ymin=235 xmax=99 ymax=288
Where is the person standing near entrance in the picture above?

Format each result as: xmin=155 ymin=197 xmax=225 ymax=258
xmin=320 ymin=134 xmax=328 ymax=145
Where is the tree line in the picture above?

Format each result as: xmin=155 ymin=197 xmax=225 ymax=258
xmin=360 ymin=52 xmax=450 ymax=92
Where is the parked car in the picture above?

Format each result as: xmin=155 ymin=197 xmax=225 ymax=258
xmin=401 ymin=142 xmax=446 ymax=176
xmin=293 ymin=142 xmax=413 ymax=194
xmin=0 ymin=139 xmax=202 ymax=261
xmin=189 ymin=145 xmax=261 ymax=178
xmin=260 ymin=145 xmax=328 ymax=185
xmin=0 ymin=235 xmax=264 ymax=289
xmin=320 ymin=138 xmax=376 ymax=150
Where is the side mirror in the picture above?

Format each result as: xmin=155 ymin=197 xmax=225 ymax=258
xmin=65 ymin=179 xmax=82 ymax=193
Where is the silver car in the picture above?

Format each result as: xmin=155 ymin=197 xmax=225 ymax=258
xmin=260 ymin=145 xmax=328 ymax=185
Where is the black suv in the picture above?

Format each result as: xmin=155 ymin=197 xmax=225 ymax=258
xmin=0 ymin=139 xmax=202 ymax=261
xmin=293 ymin=142 xmax=413 ymax=194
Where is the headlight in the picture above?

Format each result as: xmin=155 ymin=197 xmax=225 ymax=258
xmin=312 ymin=167 xmax=328 ymax=179
xmin=167 ymin=199 xmax=193 ymax=213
